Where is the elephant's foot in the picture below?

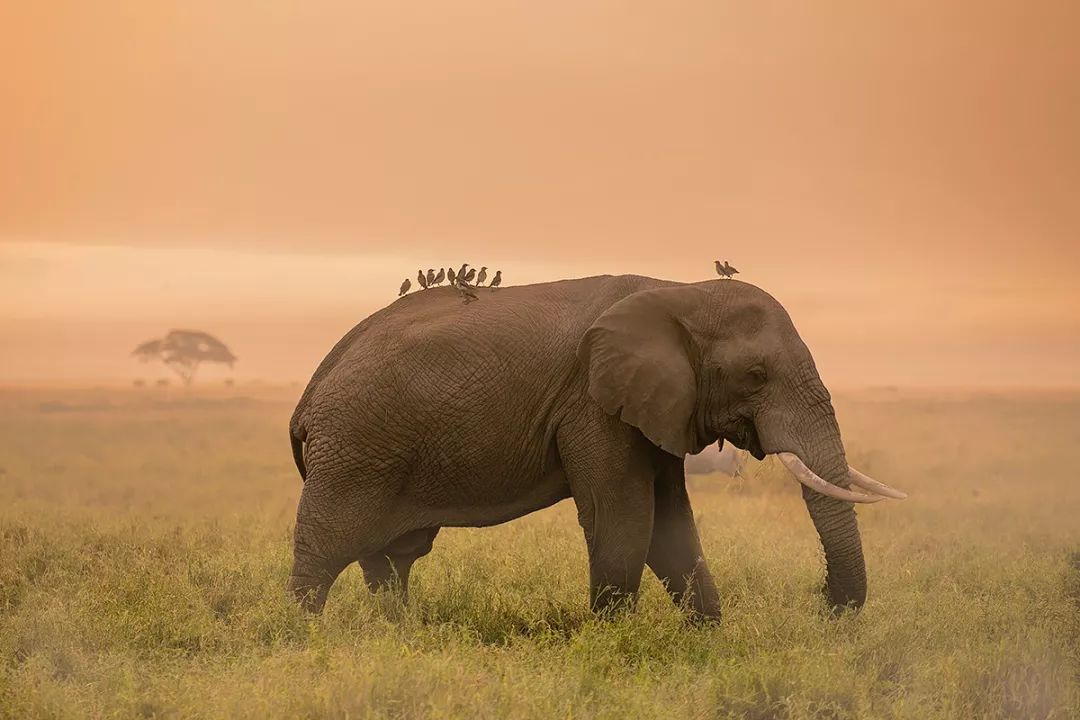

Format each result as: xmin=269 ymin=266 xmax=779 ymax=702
xmin=358 ymin=527 xmax=440 ymax=603
xmin=589 ymin=585 xmax=639 ymax=618
xmin=670 ymin=580 xmax=723 ymax=624
xmin=359 ymin=554 xmax=414 ymax=601
xmin=288 ymin=572 xmax=339 ymax=613
xmin=288 ymin=540 xmax=350 ymax=613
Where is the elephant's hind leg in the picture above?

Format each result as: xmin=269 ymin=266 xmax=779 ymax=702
xmin=359 ymin=527 xmax=440 ymax=601
xmin=288 ymin=468 xmax=397 ymax=612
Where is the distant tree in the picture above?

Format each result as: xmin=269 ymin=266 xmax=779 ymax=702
xmin=132 ymin=329 xmax=237 ymax=385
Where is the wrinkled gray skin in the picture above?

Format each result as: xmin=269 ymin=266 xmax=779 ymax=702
xmin=288 ymin=275 xmax=867 ymax=619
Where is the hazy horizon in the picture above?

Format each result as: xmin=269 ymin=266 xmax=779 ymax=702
xmin=3 ymin=2 xmax=1078 ymax=387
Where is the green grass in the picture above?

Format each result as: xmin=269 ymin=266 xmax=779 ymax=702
xmin=1 ymin=385 xmax=1078 ymax=718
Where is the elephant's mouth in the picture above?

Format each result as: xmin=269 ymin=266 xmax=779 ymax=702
xmin=726 ymin=421 xmax=766 ymax=461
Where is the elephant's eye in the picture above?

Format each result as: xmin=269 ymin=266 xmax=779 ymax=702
xmin=747 ymin=365 xmax=767 ymax=387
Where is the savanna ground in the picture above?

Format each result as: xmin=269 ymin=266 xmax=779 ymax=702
xmin=1 ymin=384 xmax=1078 ymax=719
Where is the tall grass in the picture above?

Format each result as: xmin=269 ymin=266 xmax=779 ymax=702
xmin=1 ymin=386 xmax=1078 ymax=718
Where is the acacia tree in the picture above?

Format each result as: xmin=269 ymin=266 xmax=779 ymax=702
xmin=132 ymin=329 xmax=237 ymax=385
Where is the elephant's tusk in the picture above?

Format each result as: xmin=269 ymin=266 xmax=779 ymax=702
xmin=777 ymin=452 xmax=886 ymax=504
xmin=847 ymin=466 xmax=907 ymax=500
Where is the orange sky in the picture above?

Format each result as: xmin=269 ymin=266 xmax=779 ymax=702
xmin=2 ymin=1 xmax=1078 ymax=386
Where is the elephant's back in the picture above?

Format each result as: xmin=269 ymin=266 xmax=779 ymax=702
xmin=292 ymin=274 xmax=674 ymax=432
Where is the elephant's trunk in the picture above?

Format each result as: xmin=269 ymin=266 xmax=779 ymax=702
xmin=789 ymin=399 xmax=868 ymax=611
xmin=802 ymin=483 xmax=867 ymax=610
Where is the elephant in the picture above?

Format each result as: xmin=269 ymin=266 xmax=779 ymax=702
xmin=287 ymin=274 xmax=905 ymax=618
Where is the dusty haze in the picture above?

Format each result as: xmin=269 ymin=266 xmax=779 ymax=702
xmin=2 ymin=1 xmax=1077 ymax=386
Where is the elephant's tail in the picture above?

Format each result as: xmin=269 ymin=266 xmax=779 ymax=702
xmin=290 ymin=425 xmax=308 ymax=482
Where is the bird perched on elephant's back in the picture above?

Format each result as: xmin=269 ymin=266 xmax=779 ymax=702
xmin=288 ymin=274 xmax=905 ymax=618
xmin=417 ymin=270 xmax=429 ymax=289
xmin=715 ymin=260 xmax=739 ymax=279
xmin=398 ymin=278 xmax=411 ymax=296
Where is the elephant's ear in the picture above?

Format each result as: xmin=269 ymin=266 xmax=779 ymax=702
xmin=577 ymin=286 xmax=704 ymax=457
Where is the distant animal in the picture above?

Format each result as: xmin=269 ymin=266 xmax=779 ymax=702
xmin=684 ymin=442 xmax=745 ymax=477
xmin=399 ymin=278 xmax=411 ymax=296
xmin=489 ymin=270 xmax=502 ymax=289
xmin=463 ymin=267 xmax=477 ymax=284
xmin=715 ymin=260 xmax=739 ymax=279
xmin=417 ymin=270 xmax=429 ymax=290
xmin=447 ymin=267 xmax=457 ymax=286
xmin=287 ymin=274 xmax=906 ymax=621
xmin=457 ymin=264 xmax=469 ymax=283
xmin=427 ymin=269 xmax=436 ymax=287
xmin=434 ymin=268 xmax=446 ymax=286
xmin=475 ymin=267 xmax=488 ymax=286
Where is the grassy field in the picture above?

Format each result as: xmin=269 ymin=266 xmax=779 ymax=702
xmin=1 ymin=384 xmax=1078 ymax=719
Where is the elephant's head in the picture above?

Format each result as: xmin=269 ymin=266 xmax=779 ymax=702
xmin=578 ymin=279 xmax=906 ymax=610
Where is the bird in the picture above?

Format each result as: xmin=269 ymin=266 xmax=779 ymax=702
xmin=475 ymin=266 xmax=488 ymax=286
xmin=489 ymin=270 xmax=502 ymax=289
xmin=715 ymin=260 xmax=739 ymax=279
xmin=454 ymin=274 xmax=479 ymax=303
xmin=434 ymin=268 xmax=446 ymax=286
xmin=426 ymin=269 xmax=436 ymax=287
xmin=399 ymin=278 xmax=411 ymax=296
xmin=459 ymin=286 xmax=479 ymax=304
xmin=457 ymin=264 xmax=469 ymax=283
xmin=447 ymin=267 xmax=457 ymax=286
xmin=417 ymin=269 xmax=429 ymax=289
xmin=463 ymin=267 xmax=477 ymax=284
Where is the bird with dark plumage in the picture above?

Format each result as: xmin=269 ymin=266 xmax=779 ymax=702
xmin=715 ymin=260 xmax=739 ymax=279
xmin=434 ymin=268 xmax=446 ymax=286
xmin=427 ymin=269 xmax=436 ymax=287
xmin=447 ymin=267 xmax=457 ymax=286
xmin=489 ymin=270 xmax=502 ymax=289
xmin=417 ymin=270 xmax=429 ymax=289
xmin=399 ymin=278 xmax=411 ymax=296
xmin=463 ymin=267 xmax=477 ymax=284
xmin=475 ymin=266 xmax=488 ymax=286
xmin=457 ymin=264 xmax=469 ymax=283
xmin=453 ymin=273 xmax=478 ymax=304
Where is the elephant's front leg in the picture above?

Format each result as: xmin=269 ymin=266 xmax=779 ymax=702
xmin=646 ymin=451 xmax=721 ymax=621
xmin=559 ymin=417 xmax=655 ymax=616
